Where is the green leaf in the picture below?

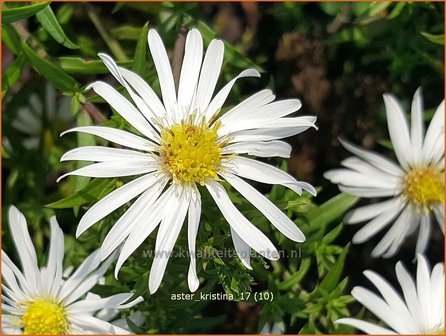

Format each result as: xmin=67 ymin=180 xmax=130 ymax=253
xmin=22 ymin=40 xmax=79 ymax=93
xmin=306 ymin=193 xmax=358 ymax=229
xmin=36 ymin=6 xmax=79 ymax=49
xmin=319 ymin=245 xmax=349 ymax=293
xmin=58 ymin=57 xmax=131 ymax=74
xmin=421 ymin=32 xmax=444 ymax=46
xmin=2 ymin=2 xmax=50 ymax=24
xmin=2 ymin=54 xmax=25 ymax=98
xmin=276 ymin=258 xmax=311 ymax=291
xmin=46 ymin=179 xmax=116 ymax=209
xmin=2 ymin=23 xmax=22 ymax=54
xmin=368 ymin=2 xmax=392 ymax=17
xmin=132 ymin=22 xmax=149 ymax=73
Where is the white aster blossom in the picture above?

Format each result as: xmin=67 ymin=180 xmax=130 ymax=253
xmin=325 ymin=89 xmax=444 ymax=257
xmin=58 ymin=28 xmax=317 ymax=293
xmin=1 ymin=206 xmax=143 ymax=335
xmin=336 ymin=254 xmax=444 ymax=334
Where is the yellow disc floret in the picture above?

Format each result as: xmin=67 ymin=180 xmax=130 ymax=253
xmin=159 ymin=118 xmax=227 ymax=185
xmin=403 ymin=166 xmax=444 ymax=211
xmin=21 ymin=299 xmax=68 ymax=335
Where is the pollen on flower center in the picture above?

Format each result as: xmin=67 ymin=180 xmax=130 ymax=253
xmin=403 ymin=166 xmax=444 ymax=211
xmin=159 ymin=118 xmax=227 ymax=185
xmin=21 ymin=299 xmax=68 ymax=335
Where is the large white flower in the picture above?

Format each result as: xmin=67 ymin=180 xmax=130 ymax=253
xmin=1 ymin=206 xmax=143 ymax=334
xmin=336 ymin=254 xmax=444 ymax=334
xmin=58 ymin=28 xmax=317 ymax=293
xmin=325 ymin=89 xmax=444 ymax=257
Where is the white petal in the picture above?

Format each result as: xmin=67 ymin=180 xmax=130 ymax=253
xmin=429 ymin=262 xmax=445 ymax=329
xmin=395 ymin=261 xmax=424 ymax=329
xmin=205 ymin=179 xmax=279 ymax=260
xmin=205 ymin=69 xmax=260 ymax=121
xmin=114 ymin=185 xmax=175 ymax=277
xmin=194 ymin=39 xmax=224 ymax=113
xmin=411 ymin=88 xmax=424 ymax=162
xmin=7 ymin=206 xmax=40 ymax=294
xmin=340 ymin=156 xmax=402 ymax=185
xmin=76 ymin=173 xmax=157 ymax=238
xmin=98 ymin=53 xmax=160 ymax=125
xmin=324 ymin=169 xmax=398 ymax=189
xmin=178 ymin=29 xmax=203 ymax=108
xmin=69 ymin=314 xmax=117 ymax=334
xmin=434 ymin=204 xmax=444 ymax=234
xmin=339 ymin=185 xmax=399 ymax=198
xmin=230 ymin=227 xmax=252 ymax=269
xmin=57 ymin=160 xmax=157 ymax=182
xmin=383 ymin=93 xmax=413 ymax=168
xmin=371 ymin=207 xmax=414 ymax=258
xmin=416 ymin=254 xmax=432 ymax=327
xmin=423 ymin=100 xmax=444 ymax=163
xmin=87 ymin=81 xmax=158 ymax=141
xmin=344 ymin=199 xmax=397 ymax=224
xmin=225 ymin=156 xmax=316 ymax=196
xmin=352 ymin=198 xmax=405 ymax=244
xmin=2 ymin=252 xmax=29 ymax=301
xmin=61 ymin=146 xmax=150 ymax=162
xmin=100 ymin=178 xmax=168 ymax=260
xmin=148 ymin=29 xmax=176 ymax=109
xmin=223 ymin=140 xmax=291 ymax=158
xmin=219 ymin=99 xmax=302 ymax=134
xmin=149 ymin=186 xmax=190 ymax=294
xmin=336 ymin=318 xmax=396 ymax=334
xmin=222 ymin=172 xmax=305 ymax=242
xmin=46 ymin=217 xmax=64 ymax=297
xmin=339 ymin=138 xmax=404 ymax=177
xmin=60 ymin=250 xmax=102 ymax=299
xmin=187 ymin=188 xmax=201 ymax=292
xmin=352 ymin=286 xmax=409 ymax=333
xmin=118 ymin=67 xmax=166 ymax=117
xmin=61 ymin=126 xmax=158 ymax=151
xmin=67 ymin=293 xmax=142 ymax=313
xmin=228 ymin=123 xmax=316 ymax=142
xmin=364 ymin=270 xmax=414 ymax=326
xmin=415 ymin=214 xmax=431 ymax=255
xmin=220 ymin=114 xmax=314 ymax=137
xmin=218 ymin=89 xmax=275 ymax=126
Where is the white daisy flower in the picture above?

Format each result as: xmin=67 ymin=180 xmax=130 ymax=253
xmin=336 ymin=254 xmax=444 ymax=334
xmin=58 ymin=28 xmax=317 ymax=293
xmin=2 ymin=206 xmax=143 ymax=334
xmin=325 ymin=89 xmax=444 ymax=257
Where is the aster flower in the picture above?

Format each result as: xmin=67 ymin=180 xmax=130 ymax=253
xmin=58 ymin=28 xmax=317 ymax=293
xmin=1 ymin=206 xmax=143 ymax=334
xmin=325 ymin=89 xmax=444 ymax=257
xmin=336 ymin=254 xmax=444 ymax=334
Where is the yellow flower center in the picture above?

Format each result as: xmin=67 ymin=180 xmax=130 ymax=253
xmin=159 ymin=119 xmax=227 ymax=185
xmin=403 ymin=166 xmax=444 ymax=211
xmin=21 ymin=299 xmax=68 ymax=335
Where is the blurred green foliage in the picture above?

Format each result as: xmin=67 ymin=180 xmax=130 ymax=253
xmin=2 ymin=2 xmax=443 ymax=334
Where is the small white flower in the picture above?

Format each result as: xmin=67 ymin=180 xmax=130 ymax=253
xmin=336 ymin=254 xmax=444 ymax=334
xmin=1 ymin=206 xmax=143 ymax=335
xmin=325 ymin=89 xmax=444 ymax=257
xmin=58 ymin=28 xmax=317 ymax=294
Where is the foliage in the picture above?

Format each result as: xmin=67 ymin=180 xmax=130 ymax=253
xmin=2 ymin=2 xmax=443 ymax=334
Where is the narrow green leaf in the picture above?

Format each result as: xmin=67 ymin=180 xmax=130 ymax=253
xmin=368 ymin=2 xmax=391 ymax=17
xmin=2 ymin=54 xmax=25 ymax=98
xmin=46 ymin=179 xmax=116 ymax=209
xmin=276 ymin=258 xmax=311 ymax=290
xmin=319 ymin=245 xmax=349 ymax=292
xmin=2 ymin=2 xmax=50 ymax=24
xmin=36 ymin=6 xmax=79 ymax=49
xmin=22 ymin=40 xmax=79 ymax=93
xmin=421 ymin=32 xmax=444 ymax=46
xmin=306 ymin=193 xmax=358 ymax=229
xmin=132 ymin=22 xmax=149 ymax=73
xmin=2 ymin=23 xmax=22 ymax=54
